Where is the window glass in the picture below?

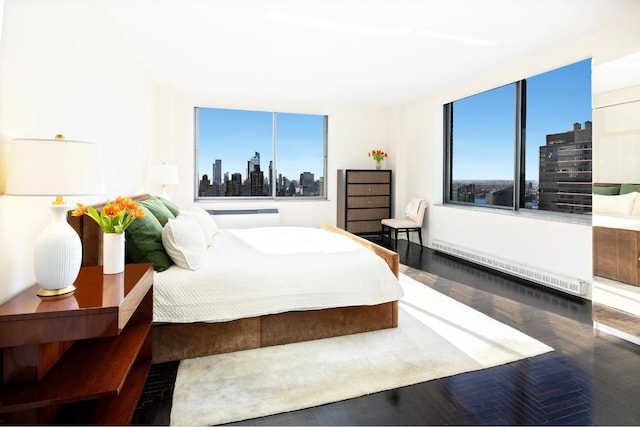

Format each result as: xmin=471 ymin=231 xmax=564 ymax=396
xmin=196 ymin=107 xmax=327 ymax=199
xmin=275 ymin=112 xmax=326 ymax=197
xmin=450 ymin=84 xmax=516 ymax=207
xmin=525 ymin=59 xmax=592 ymax=214
xmin=445 ymin=58 xmax=592 ymax=215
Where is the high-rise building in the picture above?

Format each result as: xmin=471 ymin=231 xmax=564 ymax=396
xmin=299 ymin=171 xmax=315 ymax=196
xmin=212 ymin=159 xmax=222 ymax=183
xmin=226 ymin=172 xmax=243 ymax=196
xmin=247 ymin=152 xmax=260 ymax=180
xmin=198 ymin=174 xmax=212 ymax=197
xmin=538 ymin=121 xmax=592 ymax=214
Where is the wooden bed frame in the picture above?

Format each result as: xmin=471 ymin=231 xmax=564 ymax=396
xmin=67 ymin=194 xmax=400 ymax=363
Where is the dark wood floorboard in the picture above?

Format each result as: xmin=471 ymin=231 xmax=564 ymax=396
xmin=132 ymin=237 xmax=640 ymax=426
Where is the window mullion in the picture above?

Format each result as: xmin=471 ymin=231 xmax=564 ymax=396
xmin=272 ymin=112 xmax=277 ymax=198
xmin=514 ymin=80 xmax=526 ymax=210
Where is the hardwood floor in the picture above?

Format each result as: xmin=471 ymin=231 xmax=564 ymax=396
xmin=132 ymin=238 xmax=640 ymax=426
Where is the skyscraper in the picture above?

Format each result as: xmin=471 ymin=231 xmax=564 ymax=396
xmin=212 ymin=159 xmax=222 ymax=183
xmin=299 ymin=172 xmax=315 ymax=196
xmin=538 ymin=121 xmax=592 ymax=214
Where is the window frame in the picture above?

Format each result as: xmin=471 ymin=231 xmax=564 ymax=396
xmin=194 ymin=107 xmax=329 ymax=201
xmin=443 ymin=61 xmax=591 ymax=216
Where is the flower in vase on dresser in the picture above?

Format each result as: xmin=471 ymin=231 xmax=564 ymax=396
xmin=368 ymin=149 xmax=388 ymax=170
xmin=71 ymin=197 xmax=145 ymax=274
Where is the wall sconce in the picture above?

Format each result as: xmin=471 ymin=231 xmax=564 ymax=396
xmin=4 ymin=135 xmax=105 ymax=298
xmin=148 ymin=162 xmax=179 ymax=200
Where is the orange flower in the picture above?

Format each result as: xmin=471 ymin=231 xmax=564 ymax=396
xmin=73 ymin=196 xmax=143 ymax=234
xmin=102 ymin=203 xmax=121 ymax=218
xmin=70 ymin=203 xmax=87 ymax=217
xmin=368 ymin=149 xmax=388 ymax=161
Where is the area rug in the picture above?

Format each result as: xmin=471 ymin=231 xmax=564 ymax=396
xmin=170 ymin=273 xmax=553 ymax=426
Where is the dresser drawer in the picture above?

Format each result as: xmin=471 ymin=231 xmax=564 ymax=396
xmin=346 ymin=171 xmax=391 ymax=184
xmin=347 ymin=196 xmax=390 ymax=209
xmin=346 ymin=220 xmax=383 ymax=234
xmin=347 ymin=208 xmax=390 ymax=221
xmin=347 ymin=183 xmax=390 ymax=196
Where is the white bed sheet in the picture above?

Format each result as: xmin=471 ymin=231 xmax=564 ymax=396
xmin=153 ymin=226 xmax=403 ymax=323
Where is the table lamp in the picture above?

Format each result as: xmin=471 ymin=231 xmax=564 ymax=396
xmin=4 ymin=135 xmax=105 ymax=298
xmin=148 ymin=162 xmax=179 ymax=200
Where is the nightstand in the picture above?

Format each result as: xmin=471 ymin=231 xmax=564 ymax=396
xmin=0 ymin=263 xmax=153 ymax=425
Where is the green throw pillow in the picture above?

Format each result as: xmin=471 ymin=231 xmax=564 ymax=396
xmin=620 ymin=183 xmax=640 ymax=195
xmin=140 ymin=196 xmax=175 ymax=226
xmin=593 ymin=186 xmax=620 ymax=196
xmin=158 ymin=196 xmax=180 ymax=217
xmin=125 ymin=205 xmax=173 ymax=272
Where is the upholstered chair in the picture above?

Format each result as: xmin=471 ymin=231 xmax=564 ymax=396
xmin=381 ymin=198 xmax=426 ymax=246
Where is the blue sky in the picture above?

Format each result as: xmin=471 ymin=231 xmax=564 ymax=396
xmin=197 ymin=108 xmax=325 ymax=182
xmin=452 ymin=58 xmax=592 ymax=181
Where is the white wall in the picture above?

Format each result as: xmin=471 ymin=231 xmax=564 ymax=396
xmin=390 ymin=9 xmax=640 ymax=294
xmin=0 ymin=0 xmax=154 ymax=303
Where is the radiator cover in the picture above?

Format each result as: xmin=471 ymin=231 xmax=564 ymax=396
xmin=431 ymin=240 xmax=589 ymax=297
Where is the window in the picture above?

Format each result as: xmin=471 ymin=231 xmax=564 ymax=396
xmin=444 ymin=59 xmax=592 ymax=215
xmin=195 ymin=107 xmax=327 ymax=199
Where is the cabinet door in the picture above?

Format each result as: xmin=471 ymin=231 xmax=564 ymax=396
xmin=593 ymin=227 xmax=640 ymax=286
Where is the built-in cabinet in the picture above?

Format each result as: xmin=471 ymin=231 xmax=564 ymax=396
xmin=593 ymin=226 xmax=640 ymax=287
xmin=337 ymin=169 xmax=392 ymax=235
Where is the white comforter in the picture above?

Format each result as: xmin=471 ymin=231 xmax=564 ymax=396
xmin=153 ymin=226 xmax=404 ymax=323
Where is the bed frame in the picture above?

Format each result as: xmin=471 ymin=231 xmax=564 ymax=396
xmin=67 ymin=194 xmax=399 ymax=363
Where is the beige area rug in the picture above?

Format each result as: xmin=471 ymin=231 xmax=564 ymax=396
xmin=170 ymin=273 xmax=553 ymax=426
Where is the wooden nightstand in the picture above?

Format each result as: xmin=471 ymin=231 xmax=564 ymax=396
xmin=0 ymin=263 xmax=153 ymax=425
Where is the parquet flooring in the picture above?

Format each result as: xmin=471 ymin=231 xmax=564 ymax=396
xmin=132 ymin=239 xmax=640 ymax=426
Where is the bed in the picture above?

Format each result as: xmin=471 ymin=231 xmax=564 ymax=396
xmin=67 ymin=194 xmax=402 ymax=363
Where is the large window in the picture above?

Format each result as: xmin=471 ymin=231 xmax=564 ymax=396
xmin=195 ymin=107 xmax=327 ymax=199
xmin=444 ymin=59 xmax=592 ymax=215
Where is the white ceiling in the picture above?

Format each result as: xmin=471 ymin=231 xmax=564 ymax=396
xmin=102 ymin=0 xmax=638 ymax=107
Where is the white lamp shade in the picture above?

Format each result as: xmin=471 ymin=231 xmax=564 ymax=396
xmin=4 ymin=137 xmax=105 ymax=297
xmin=5 ymin=138 xmax=105 ymax=196
xmin=147 ymin=164 xmax=179 ymax=186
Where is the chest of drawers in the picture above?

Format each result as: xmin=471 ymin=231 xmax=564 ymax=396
xmin=337 ymin=169 xmax=392 ymax=235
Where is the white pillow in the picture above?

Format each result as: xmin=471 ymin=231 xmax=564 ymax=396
xmin=162 ymin=215 xmax=207 ymax=270
xmin=631 ymin=192 xmax=640 ymax=216
xmin=181 ymin=207 xmax=218 ymax=246
xmin=404 ymin=198 xmax=422 ymax=222
xmin=593 ymin=192 xmax=638 ymax=215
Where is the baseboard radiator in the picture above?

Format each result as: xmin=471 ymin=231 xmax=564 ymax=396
xmin=431 ymin=240 xmax=589 ymax=297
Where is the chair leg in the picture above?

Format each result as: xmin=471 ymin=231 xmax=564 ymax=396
xmin=405 ymin=229 xmax=411 ymax=243
xmin=417 ymin=228 xmax=423 ymax=246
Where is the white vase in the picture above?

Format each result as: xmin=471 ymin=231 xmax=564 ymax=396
xmin=103 ymin=232 xmax=125 ymax=274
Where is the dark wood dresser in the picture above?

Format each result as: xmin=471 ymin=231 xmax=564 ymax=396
xmin=337 ymin=169 xmax=392 ymax=235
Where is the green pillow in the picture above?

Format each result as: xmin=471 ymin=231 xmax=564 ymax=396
xmin=158 ymin=196 xmax=180 ymax=217
xmin=620 ymin=183 xmax=640 ymax=195
xmin=125 ymin=205 xmax=173 ymax=272
xmin=593 ymin=186 xmax=620 ymax=196
xmin=140 ymin=196 xmax=175 ymax=226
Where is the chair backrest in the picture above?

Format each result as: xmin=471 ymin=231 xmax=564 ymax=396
xmin=404 ymin=197 xmax=426 ymax=226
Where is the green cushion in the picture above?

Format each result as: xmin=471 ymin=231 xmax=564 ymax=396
xmin=593 ymin=186 xmax=620 ymax=196
xmin=620 ymin=183 xmax=640 ymax=195
xmin=125 ymin=205 xmax=173 ymax=272
xmin=139 ymin=196 xmax=175 ymax=226
xmin=158 ymin=196 xmax=180 ymax=217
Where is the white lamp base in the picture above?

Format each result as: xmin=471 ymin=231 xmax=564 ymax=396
xmin=33 ymin=204 xmax=82 ymax=299
xmin=160 ymin=185 xmax=171 ymax=200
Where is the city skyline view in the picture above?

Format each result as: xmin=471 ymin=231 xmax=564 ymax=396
xmin=196 ymin=107 xmax=326 ymax=184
